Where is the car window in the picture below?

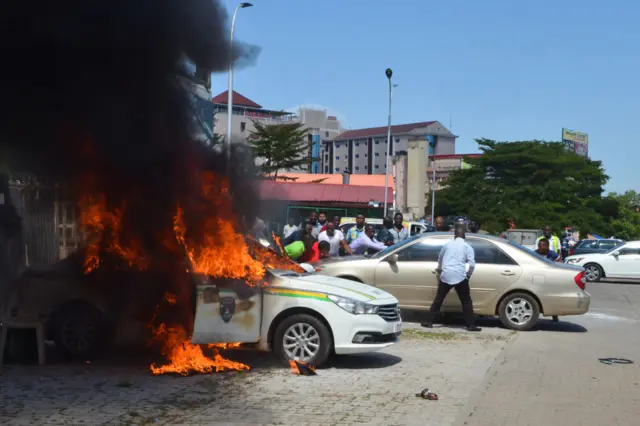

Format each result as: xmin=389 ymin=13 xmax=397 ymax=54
xmin=397 ymin=238 xmax=446 ymax=262
xmin=410 ymin=224 xmax=424 ymax=235
xmin=597 ymin=241 xmax=617 ymax=250
xmin=371 ymin=234 xmax=424 ymax=259
xmin=578 ymin=240 xmax=598 ymax=249
xmin=467 ymin=239 xmax=516 ymax=265
xmin=618 ymin=247 xmax=640 ymax=255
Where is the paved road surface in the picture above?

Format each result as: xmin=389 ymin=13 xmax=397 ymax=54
xmin=455 ymin=281 xmax=640 ymax=426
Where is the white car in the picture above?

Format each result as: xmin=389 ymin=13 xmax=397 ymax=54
xmin=564 ymin=240 xmax=640 ymax=282
xmin=191 ymin=269 xmax=402 ymax=366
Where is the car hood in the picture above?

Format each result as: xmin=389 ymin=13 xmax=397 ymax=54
xmin=317 ymin=255 xmax=369 ymax=265
xmin=271 ymin=273 xmax=396 ymax=304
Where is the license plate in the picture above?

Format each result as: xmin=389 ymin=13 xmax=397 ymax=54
xmin=394 ymin=323 xmax=402 ymax=333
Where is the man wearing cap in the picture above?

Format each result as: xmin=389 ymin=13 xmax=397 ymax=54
xmin=422 ymin=220 xmax=481 ymax=332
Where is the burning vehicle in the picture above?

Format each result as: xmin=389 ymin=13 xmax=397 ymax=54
xmin=5 ymin=235 xmax=402 ymax=370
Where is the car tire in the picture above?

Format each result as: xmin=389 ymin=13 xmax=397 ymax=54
xmin=52 ymin=301 xmax=108 ymax=360
xmin=583 ymin=263 xmax=603 ymax=282
xmin=273 ymin=313 xmax=332 ymax=367
xmin=498 ymin=292 xmax=540 ymax=331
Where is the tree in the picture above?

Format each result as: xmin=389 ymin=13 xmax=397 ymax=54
xmin=599 ymin=190 xmax=640 ymax=240
xmin=248 ymin=122 xmax=316 ymax=180
xmin=436 ymin=139 xmax=608 ymax=234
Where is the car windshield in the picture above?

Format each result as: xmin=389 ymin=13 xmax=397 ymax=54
xmin=371 ymin=234 xmax=423 ymax=259
xmin=505 ymin=240 xmax=556 ymax=264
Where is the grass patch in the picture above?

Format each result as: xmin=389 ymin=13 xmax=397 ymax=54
xmin=401 ymin=328 xmax=460 ymax=341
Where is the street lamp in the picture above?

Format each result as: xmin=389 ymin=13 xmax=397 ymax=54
xmin=226 ymin=2 xmax=253 ymax=162
xmin=383 ymin=68 xmax=393 ymax=218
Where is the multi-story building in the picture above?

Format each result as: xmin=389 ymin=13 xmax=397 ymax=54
xmin=211 ymin=92 xmax=343 ymax=173
xmin=320 ymin=121 xmax=456 ymax=175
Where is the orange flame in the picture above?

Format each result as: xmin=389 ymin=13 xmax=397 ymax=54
xmin=79 ymin=195 xmax=147 ymax=274
xmin=150 ymin=324 xmax=249 ymax=375
xmin=288 ymin=359 xmax=317 ymax=376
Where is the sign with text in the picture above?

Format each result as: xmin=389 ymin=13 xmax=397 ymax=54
xmin=562 ymin=128 xmax=589 ymax=157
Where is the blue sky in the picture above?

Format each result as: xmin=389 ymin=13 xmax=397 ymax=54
xmin=212 ymin=0 xmax=639 ymax=193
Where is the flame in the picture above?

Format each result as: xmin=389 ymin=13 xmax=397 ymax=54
xmin=79 ymin=194 xmax=147 ymax=274
xmin=77 ymin=171 xmax=302 ymax=376
xmin=150 ymin=324 xmax=249 ymax=376
xmin=288 ymin=359 xmax=317 ymax=376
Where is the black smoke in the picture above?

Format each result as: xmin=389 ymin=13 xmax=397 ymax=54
xmin=0 ymin=0 xmax=262 ymax=333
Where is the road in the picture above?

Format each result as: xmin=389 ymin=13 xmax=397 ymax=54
xmin=455 ymin=281 xmax=640 ymax=426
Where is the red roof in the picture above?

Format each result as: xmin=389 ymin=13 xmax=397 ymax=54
xmin=337 ymin=121 xmax=436 ymax=140
xmin=211 ymin=90 xmax=262 ymax=109
xmin=258 ymin=181 xmax=393 ymax=204
xmin=433 ymin=154 xmax=482 ymax=160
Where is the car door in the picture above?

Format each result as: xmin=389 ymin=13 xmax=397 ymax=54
xmin=373 ymin=237 xmax=448 ymax=309
xmin=191 ymin=279 xmax=262 ymax=344
xmin=441 ymin=238 xmax=523 ymax=312
xmin=605 ymin=247 xmax=640 ymax=278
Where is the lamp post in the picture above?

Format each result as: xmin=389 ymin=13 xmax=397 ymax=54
xmin=226 ymin=2 xmax=253 ymax=162
xmin=383 ymin=68 xmax=393 ymax=218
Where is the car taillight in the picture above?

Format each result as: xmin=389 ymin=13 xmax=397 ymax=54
xmin=574 ymin=271 xmax=586 ymax=290
xmin=569 ymin=248 xmax=574 ymax=256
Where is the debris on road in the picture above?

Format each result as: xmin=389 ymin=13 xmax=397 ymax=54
xmin=416 ymin=388 xmax=439 ymax=400
xmin=289 ymin=360 xmax=317 ymax=376
xmin=598 ymin=358 xmax=634 ymax=365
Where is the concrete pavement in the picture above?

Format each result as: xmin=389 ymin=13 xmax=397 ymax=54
xmin=455 ymin=281 xmax=640 ymax=426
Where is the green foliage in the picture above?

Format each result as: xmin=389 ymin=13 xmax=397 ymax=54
xmin=436 ymin=139 xmax=608 ymax=234
xmin=248 ymin=122 xmax=317 ymax=179
xmin=599 ymin=191 xmax=640 ymax=240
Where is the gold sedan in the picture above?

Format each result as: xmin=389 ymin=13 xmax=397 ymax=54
xmin=316 ymin=233 xmax=591 ymax=331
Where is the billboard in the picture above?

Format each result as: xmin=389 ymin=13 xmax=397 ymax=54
xmin=562 ymin=128 xmax=588 ymax=157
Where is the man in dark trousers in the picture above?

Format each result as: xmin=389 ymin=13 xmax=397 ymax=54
xmin=422 ymin=220 xmax=481 ymax=332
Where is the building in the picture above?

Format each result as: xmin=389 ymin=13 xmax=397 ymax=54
xmin=320 ymin=121 xmax=457 ymax=175
xmin=212 ymin=92 xmax=344 ymax=173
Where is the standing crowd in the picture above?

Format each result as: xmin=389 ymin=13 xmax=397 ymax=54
xmin=280 ymin=211 xmax=414 ymax=264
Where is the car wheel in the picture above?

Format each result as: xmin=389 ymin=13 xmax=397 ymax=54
xmin=498 ymin=292 xmax=540 ymax=331
xmin=273 ymin=314 xmax=332 ymax=367
xmin=52 ymin=302 xmax=107 ymax=359
xmin=583 ymin=263 xmax=603 ymax=282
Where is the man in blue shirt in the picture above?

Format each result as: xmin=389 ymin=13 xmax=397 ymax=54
xmin=422 ymin=221 xmax=481 ymax=332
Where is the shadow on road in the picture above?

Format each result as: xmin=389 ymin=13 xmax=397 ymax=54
xmin=327 ymin=352 xmax=402 ymax=369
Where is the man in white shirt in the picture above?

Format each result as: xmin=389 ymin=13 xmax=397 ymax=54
xmin=422 ymin=221 xmax=481 ymax=332
xmin=349 ymin=225 xmax=386 ymax=255
xmin=282 ymin=217 xmax=298 ymax=239
xmin=318 ymin=221 xmax=352 ymax=257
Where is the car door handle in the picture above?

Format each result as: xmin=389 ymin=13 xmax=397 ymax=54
xmin=501 ymin=271 xmax=516 ymax=276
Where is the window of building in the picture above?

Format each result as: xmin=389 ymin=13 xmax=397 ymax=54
xmin=336 ymin=156 xmax=340 ymax=160
xmin=308 ymin=134 xmax=313 ymax=142
xmin=375 ymin=165 xmax=379 ymax=169
xmin=364 ymin=154 xmax=367 ymax=157
xmin=364 ymin=166 xmax=368 ymax=169
xmin=375 ymin=153 xmax=379 ymax=157
xmin=355 ymin=166 xmax=360 ymax=171
xmin=335 ymin=167 xmax=340 ymax=172
xmin=240 ymin=122 xmax=246 ymax=132
xmin=375 ymin=140 xmax=379 ymax=145
xmin=324 ymin=166 xmax=329 ymax=173
xmin=355 ymin=142 xmax=359 ymax=146
xmin=325 ymin=131 xmax=329 ymax=137
xmin=355 ymin=154 xmax=359 ymax=158
xmin=395 ymin=138 xmax=400 ymax=143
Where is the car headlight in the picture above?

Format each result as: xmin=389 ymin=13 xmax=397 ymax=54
xmin=565 ymin=257 xmax=584 ymax=264
xmin=327 ymin=294 xmax=378 ymax=315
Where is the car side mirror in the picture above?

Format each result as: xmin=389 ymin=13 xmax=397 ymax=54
xmin=611 ymin=251 xmax=620 ymax=257
xmin=386 ymin=254 xmax=398 ymax=264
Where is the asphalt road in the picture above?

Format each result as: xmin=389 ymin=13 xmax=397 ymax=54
xmin=454 ymin=281 xmax=640 ymax=426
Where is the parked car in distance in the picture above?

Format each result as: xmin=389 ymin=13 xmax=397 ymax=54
xmin=569 ymin=239 xmax=625 ymax=257
xmin=564 ymin=240 xmax=640 ymax=282
xmin=316 ymin=233 xmax=591 ymax=331
xmin=339 ymin=218 xmax=435 ymax=238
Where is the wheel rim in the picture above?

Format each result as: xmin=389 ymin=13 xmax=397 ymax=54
xmin=505 ymin=298 xmax=534 ymax=326
xmin=283 ymin=322 xmax=320 ymax=362
xmin=585 ymin=265 xmax=600 ymax=281
xmin=59 ymin=312 xmax=97 ymax=354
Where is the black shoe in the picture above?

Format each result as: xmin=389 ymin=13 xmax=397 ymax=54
xmin=421 ymin=321 xmax=433 ymax=328
xmin=466 ymin=326 xmax=481 ymax=332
